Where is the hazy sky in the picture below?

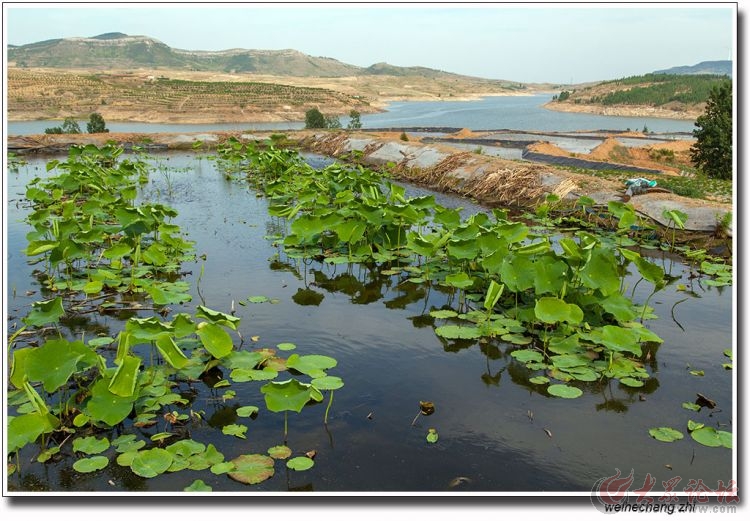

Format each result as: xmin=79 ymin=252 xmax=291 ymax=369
xmin=3 ymin=2 xmax=737 ymax=84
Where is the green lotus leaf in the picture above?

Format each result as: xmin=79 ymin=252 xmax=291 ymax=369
xmin=535 ymin=297 xmax=583 ymax=325
xmin=648 ymin=427 xmax=684 ymax=443
xmin=228 ymin=454 xmax=275 ymax=485
xmin=690 ymin=427 xmax=732 ymax=448
xmin=286 ymin=354 xmax=337 ymax=377
xmin=184 ymin=479 xmax=212 ymax=492
xmin=222 ymin=424 xmax=248 ymax=439
xmin=261 ymin=379 xmax=316 ymax=413
xmin=197 ymin=322 xmax=234 ymax=359
xmin=268 ymin=445 xmax=292 ymax=460
xmin=72 ymin=436 xmax=110 ymax=455
xmin=510 ymin=349 xmax=544 ymax=363
xmin=547 ymin=384 xmax=583 ymax=399
xmin=287 ymin=456 xmax=315 ymax=471
xmin=236 ymin=406 xmax=260 ymax=417
xmin=429 ymin=310 xmax=459 ymax=319
xmin=311 ymin=376 xmax=344 ymax=391
xmin=85 ymin=376 xmax=137 ymax=427
xmin=72 ymin=456 xmax=109 ymax=473
xmin=529 ymin=376 xmax=550 ymax=385
xmin=434 ymin=325 xmax=482 ymax=340
xmin=195 ymin=305 xmax=241 ymax=330
xmin=131 ymin=448 xmax=173 ymax=478
xmin=24 ymin=338 xmax=97 ymax=393
xmin=23 ymin=297 xmax=65 ymax=327
xmin=276 ymin=342 xmax=296 ymax=351
xmin=7 ymin=412 xmax=59 ymax=453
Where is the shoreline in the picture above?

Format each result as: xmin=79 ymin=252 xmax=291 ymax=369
xmin=542 ymin=101 xmax=700 ymax=121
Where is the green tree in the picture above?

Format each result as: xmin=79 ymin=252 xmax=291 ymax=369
xmin=347 ymin=109 xmax=362 ymax=129
xmin=87 ymin=113 xmax=109 ymax=134
xmin=691 ymin=81 xmax=732 ymax=180
xmin=61 ymin=117 xmax=81 ymax=134
xmin=304 ymin=108 xmax=327 ymax=129
xmin=45 ymin=116 xmax=81 ymax=135
xmin=325 ymin=115 xmax=342 ymax=129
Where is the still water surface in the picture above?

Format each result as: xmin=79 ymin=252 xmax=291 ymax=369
xmin=5 ymin=152 xmax=732 ymax=493
xmin=7 ymin=94 xmax=696 ymax=136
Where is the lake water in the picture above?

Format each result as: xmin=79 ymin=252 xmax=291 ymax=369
xmin=6 ymin=94 xmax=696 ymax=136
xmin=5 ymin=151 xmax=733 ymax=493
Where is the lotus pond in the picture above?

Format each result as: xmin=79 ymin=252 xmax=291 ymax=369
xmin=5 ymin=142 xmax=734 ymax=493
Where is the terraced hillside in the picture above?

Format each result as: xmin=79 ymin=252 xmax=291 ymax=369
xmin=7 ymin=68 xmax=374 ymax=123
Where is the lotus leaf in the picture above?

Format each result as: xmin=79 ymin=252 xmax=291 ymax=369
xmin=277 ymin=342 xmax=297 ymax=351
xmin=426 ymin=428 xmax=439 ymax=444
xmin=429 ymin=309 xmax=459 ymax=319
xmin=130 ymin=448 xmax=173 ymax=478
xmin=73 ymin=436 xmax=110 ymax=455
xmin=222 ymin=424 xmax=247 ymax=439
xmin=435 ymin=325 xmax=482 ymax=340
xmin=85 ymin=376 xmax=137 ymax=426
xmin=197 ymin=322 xmax=234 ymax=359
xmin=690 ymin=427 xmax=732 ymax=448
xmin=237 ymin=406 xmax=260 ymax=417
xmin=286 ymin=354 xmax=337 ymax=377
xmin=228 ymin=454 xmax=276 ymax=485
xmin=23 ymin=297 xmax=65 ymax=327
xmin=72 ymin=456 xmax=110 ymax=473
xmin=268 ymin=445 xmax=292 ymax=460
xmin=287 ymin=456 xmax=315 ymax=471
xmin=261 ymin=379 xmax=318 ymax=413
xmin=7 ymin=412 xmax=60 ymax=453
xmin=547 ymin=384 xmax=583 ymax=399
xmin=511 ymin=349 xmax=544 ymax=363
xmin=534 ymin=297 xmax=583 ymax=325
xmin=195 ymin=305 xmax=241 ymax=330
xmin=184 ymin=479 xmax=212 ymax=492
xmin=22 ymin=338 xmax=97 ymax=393
xmin=311 ymin=376 xmax=344 ymax=391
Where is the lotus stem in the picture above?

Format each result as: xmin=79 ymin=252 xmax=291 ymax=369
xmin=411 ymin=410 xmax=422 ymax=427
xmin=284 ymin=411 xmax=288 ymax=443
xmin=324 ymin=390 xmax=334 ymax=424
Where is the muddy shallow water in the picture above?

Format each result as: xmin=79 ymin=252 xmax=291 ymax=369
xmin=5 ymin=151 xmax=733 ymax=493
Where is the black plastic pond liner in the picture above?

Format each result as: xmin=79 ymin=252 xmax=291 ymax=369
xmin=520 ymin=149 xmax=663 ymax=174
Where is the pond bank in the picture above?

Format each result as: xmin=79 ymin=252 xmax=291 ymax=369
xmin=7 ymin=130 xmax=732 ymax=236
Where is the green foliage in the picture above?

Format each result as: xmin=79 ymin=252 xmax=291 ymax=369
xmin=557 ymin=90 xmax=570 ymax=101
xmin=86 ymin=112 xmax=109 ymax=133
xmin=400 ymin=131 xmax=409 ymax=141
xmin=691 ymin=80 xmax=732 ymax=180
xmin=304 ymin=107 xmax=327 ymax=129
xmin=593 ymin=74 xmax=726 ymax=106
xmin=44 ymin=116 xmax=81 ymax=135
xmin=347 ymin=109 xmax=362 ymax=129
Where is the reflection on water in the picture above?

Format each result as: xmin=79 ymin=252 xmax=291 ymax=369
xmin=5 ymin=152 xmax=732 ymax=493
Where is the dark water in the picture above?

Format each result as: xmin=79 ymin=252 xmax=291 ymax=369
xmin=5 ymin=153 xmax=733 ymax=494
xmin=6 ymin=95 xmax=696 ymax=136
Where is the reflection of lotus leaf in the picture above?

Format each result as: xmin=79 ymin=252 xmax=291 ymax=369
xmin=228 ymin=454 xmax=276 ymax=484
xmin=292 ymin=288 xmax=325 ymax=306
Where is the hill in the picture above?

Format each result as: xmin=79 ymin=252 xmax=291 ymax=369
xmin=8 ymin=32 xmax=502 ymax=82
xmin=654 ymin=60 xmax=732 ymax=77
xmin=544 ymin=73 xmax=730 ymax=120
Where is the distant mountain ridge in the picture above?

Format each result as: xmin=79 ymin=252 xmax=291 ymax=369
xmin=654 ymin=60 xmax=732 ymax=77
xmin=7 ymin=32 xmax=483 ymax=80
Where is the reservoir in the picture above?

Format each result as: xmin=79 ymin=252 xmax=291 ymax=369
xmin=6 ymin=94 xmax=696 ymax=136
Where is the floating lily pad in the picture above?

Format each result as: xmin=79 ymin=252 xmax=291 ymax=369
xmin=236 ymin=406 xmax=259 ymax=418
xmin=228 ymin=454 xmax=275 ymax=485
xmin=649 ymin=427 xmax=684 ymax=442
xmin=529 ymin=376 xmax=549 ymax=385
xmin=311 ymin=376 xmax=344 ymax=391
xmin=286 ymin=354 xmax=337 ymax=377
xmin=426 ymin=428 xmax=439 ymax=444
xmin=72 ymin=455 xmax=109 ymax=473
xmin=682 ymin=402 xmax=701 ymax=412
xmin=510 ymin=349 xmax=544 ymax=363
xmin=619 ymin=377 xmax=645 ymax=388
xmin=276 ymin=342 xmax=296 ymax=351
xmin=130 ymin=448 xmax=173 ymax=478
xmin=72 ymin=436 xmax=110 ymax=455
xmin=184 ymin=479 xmax=212 ymax=492
xmin=690 ymin=427 xmax=732 ymax=448
xmin=210 ymin=462 xmax=235 ymax=474
xmin=434 ymin=325 xmax=482 ymax=339
xmin=268 ymin=445 xmax=292 ymax=460
xmin=286 ymin=456 xmax=315 ymax=471
xmin=222 ymin=424 xmax=248 ymax=439
xmin=429 ymin=309 xmax=459 ymax=319
xmin=547 ymin=384 xmax=583 ymax=399
xmin=247 ymin=295 xmax=270 ymax=303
